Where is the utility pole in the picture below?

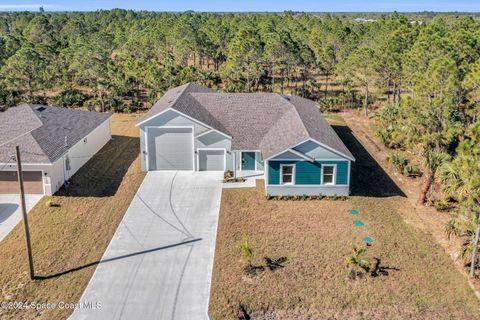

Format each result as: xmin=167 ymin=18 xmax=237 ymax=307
xmin=15 ymin=146 xmax=35 ymax=280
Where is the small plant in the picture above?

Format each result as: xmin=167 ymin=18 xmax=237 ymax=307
xmin=402 ymin=164 xmax=421 ymax=177
xmin=239 ymin=236 xmax=253 ymax=263
xmin=301 ymin=194 xmax=307 ymax=201
xmin=389 ymin=153 xmax=408 ymax=169
xmin=432 ymin=198 xmax=455 ymax=212
xmin=265 ymin=194 xmax=272 ymax=200
xmin=224 ymin=170 xmax=233 ymax=180
xmin=346 ymin=245 xmax=371 ymax=279
xmin=223 ymin=170 xmax=245 ymax=183
xmin=293 ymin=193 xmax=299 ymax=201
xmin=238 ymin=236 xmax=264 ymax=276
xmin=46 ymin=199 xmax=54 ymax=208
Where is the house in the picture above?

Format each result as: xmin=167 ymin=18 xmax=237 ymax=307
xmin=0 ymin=104 xmax=112 ymax=195
xmin=137 ymin=83 xmax=355 ymax=196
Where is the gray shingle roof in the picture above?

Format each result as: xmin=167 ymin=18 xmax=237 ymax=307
xmin=0 ymin=104 xmax=112 ymax=164
xmin=138 ymin=83 xmax=354 ymax=161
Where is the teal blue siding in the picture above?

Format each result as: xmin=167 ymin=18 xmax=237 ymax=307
xmin=268 ymin=161 xmax=294 ymax=185
xmin=268 ymin=160 xmax=349 ymax=185
xmin=321 ymin=160 xmax=349 ymax=185
xmin=295 ymin=161 xmax=321 ymax=184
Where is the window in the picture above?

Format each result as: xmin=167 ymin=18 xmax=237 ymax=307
xmin=280 ymin=164 xmax=294 ymax=185
xmin=322 ymin=165 xmax=335 ymax=185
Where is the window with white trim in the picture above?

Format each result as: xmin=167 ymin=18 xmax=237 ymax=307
xmin=322 ymin=165 xmax=335 ymax=185
xmin=280 ymin=164 xmax=294 ymax=185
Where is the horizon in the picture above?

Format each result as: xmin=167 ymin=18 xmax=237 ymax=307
xmin=0 ymin=1 xmax=479 ymax=13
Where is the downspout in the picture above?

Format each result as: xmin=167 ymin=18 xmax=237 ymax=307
xmin=233 ymin=152 xmax=237 ymax=179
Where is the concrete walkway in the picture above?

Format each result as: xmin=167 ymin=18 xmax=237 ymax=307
xmin=71 ymin=171 xmax=223 ymax=320
xmin=0 ymin=194 xmax=43 ymax=242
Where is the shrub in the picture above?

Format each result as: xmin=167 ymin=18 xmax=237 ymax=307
xmin=388 ymin=153 xmax=408 ymax=169
xmin=402 ymin=164 xmax=421 ymax=177
xmin=224 ymin=170 xmax=233 ymax=180
xmin=432 ymin=199 xmax=456 ymax=212
xmin=388 ymin=153 xmax=422 ymax=178
xmin=50 ymin=88 xmax=88 ymax=108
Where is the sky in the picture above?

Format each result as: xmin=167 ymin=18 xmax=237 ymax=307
xmin=0 ymin=0 xmax=479 ymax=13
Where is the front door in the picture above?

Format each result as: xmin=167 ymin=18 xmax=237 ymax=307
xmin=241 ymin=152 xmax=255 ymax=170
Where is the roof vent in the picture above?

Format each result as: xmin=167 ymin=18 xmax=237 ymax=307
xmin=36 ymin=106 xmax=46 ymax=112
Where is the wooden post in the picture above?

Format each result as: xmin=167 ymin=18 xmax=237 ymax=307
xmin=15 ymin=146 xmax=35 ymax=280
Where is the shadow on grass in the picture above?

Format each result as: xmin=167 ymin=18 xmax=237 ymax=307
xmin=333 ymin=125 xmax=405 ymax=198
xmin=34 ymin=238 xmax=201 ymax=280
xmin=56 ymin=135 xmax=140 ymax=198
xmin=264 ymin=256 xmax=287 ymax=271
xmin=370 ymin=257 xmax=400 ymax=277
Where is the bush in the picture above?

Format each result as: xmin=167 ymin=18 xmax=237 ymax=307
xmin=224 ymin=170 xmax=233 ymax=180
xmin=432 ymin=199 xmax=456 ymax=212
xmin=402 ymin=164 xmax=421 ymax=177
xmin=50 ymin=88 xmax=88 ymax=108
xmin=389 ymin=153 xmax=408 ymax=169
xmin=388 ymin=153 xmax=422 ymax=177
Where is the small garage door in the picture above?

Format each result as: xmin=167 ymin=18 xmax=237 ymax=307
xmin=198 ymin=149 xmax=225 ymax=171
xmin=0 ymin=171 xmax=43 ymax=194
xmin=148 ymin=127 xmax=193 ymax=170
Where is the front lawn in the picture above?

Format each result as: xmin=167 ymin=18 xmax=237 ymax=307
xmin=209 ymin=123 xmax=480 ymax=319
xmin=0 ymin=114 xmax=146 ymax=320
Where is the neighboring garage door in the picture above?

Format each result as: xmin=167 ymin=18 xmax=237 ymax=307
xmin=198 ymin=149 xmax=225 ymax=171
xmin=0 ymin=171 xmax=43 ymax=194
xmin=148 ymin=127 xmax=193 ymax=170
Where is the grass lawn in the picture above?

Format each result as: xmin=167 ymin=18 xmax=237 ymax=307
xmin=0 ymin=114 xmax=146 ymax=320
xmin=209 ymin=121 xmax=480 ymax=319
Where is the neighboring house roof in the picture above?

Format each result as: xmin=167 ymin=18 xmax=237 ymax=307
xmin=138 ymin=83 xmax=355 ymax=161
xmin=0 ymin=104 xmax=112 ymax=164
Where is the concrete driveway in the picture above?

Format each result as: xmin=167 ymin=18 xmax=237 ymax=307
xmin=0 ymin=194 xmax=43 ymax=242
xmin=71 ymin=171 xmax=223 ymax=320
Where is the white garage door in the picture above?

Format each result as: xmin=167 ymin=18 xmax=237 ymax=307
xmin=148 ymin=127 xmax=193 ymax=170
xmin=198 ymin=149 xmax=225 ymax=171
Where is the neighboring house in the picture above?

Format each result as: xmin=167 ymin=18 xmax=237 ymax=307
xmin=0 ymin=104 xmax=112 ymax=195
xmin=137 ymin=83 xmax=355 ymax=196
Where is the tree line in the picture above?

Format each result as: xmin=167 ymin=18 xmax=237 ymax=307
xmin=1 ymin=10 xmax=480 ymax=276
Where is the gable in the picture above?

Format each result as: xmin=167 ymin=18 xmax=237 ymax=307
xmin=139 ymin=109 xmax=210 ymax=135
xmin=293 ymin=140 xmax=349 ymax=160
xmin=270 ymin=150 xmax=307 ymax=161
